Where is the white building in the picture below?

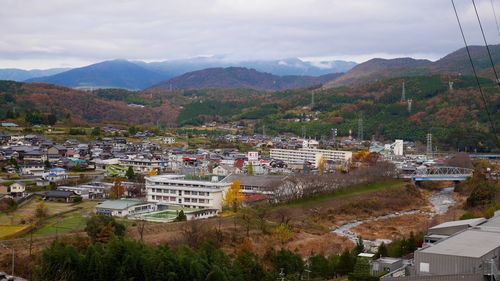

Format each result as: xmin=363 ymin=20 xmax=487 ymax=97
xmin=43 ymin=167 xmax=68 ymax=182
xmin=119 ymin=158 xmax=167 ymax=174
xmin=161 ymin=137 xmax=176 ymax=145
xmin=19 ymin=163 xmax=45 ymax=176
xmin=9 ymin=182 xmax=25 ymax=196
xmin=96 ymin=199 xmax=157 ymax=217
xmin=145 ymin=175 xmax=231 ymax=210
xmin=270 ymin=148 xmax=352 ymax=168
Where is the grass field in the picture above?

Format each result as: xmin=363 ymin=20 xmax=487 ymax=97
xmin=286 ymin=179 xmax=406 ymax=208
xmin=32 ymin=212 xmax=88 ymax=237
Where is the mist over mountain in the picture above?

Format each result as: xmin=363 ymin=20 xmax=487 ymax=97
xmin=7 ymin=57 xmax=355 ymax=90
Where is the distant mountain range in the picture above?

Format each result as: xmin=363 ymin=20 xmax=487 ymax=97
xmin=151 ymin=67 xmax=342 ymax=91
xmin=2 ymin=44 xmax=499 ymax=90
xmin=325 ymin=44 xmax=500 ymax=87
xmin=26 ymin=60 xmax=166 ymax=90
xmin=0 ymin=68 xmax=69 ymax=82
xmin=2 ymin=57 xmax=356 ymax=90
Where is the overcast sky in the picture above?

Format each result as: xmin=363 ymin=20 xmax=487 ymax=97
xmin=1 ymin=0 xmax=500 ymax=69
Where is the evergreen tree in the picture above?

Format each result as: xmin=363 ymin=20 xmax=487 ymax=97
xmin=175 ymin=210 xmax=187 ymax=222
xmin=349 ymin=257 xmax=378 ymax=281
xmin=126 ymin=166 xmax=135 ymax=180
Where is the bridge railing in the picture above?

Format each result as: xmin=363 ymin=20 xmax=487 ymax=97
xmin=412 ymin=166 xmax=473 ymax=177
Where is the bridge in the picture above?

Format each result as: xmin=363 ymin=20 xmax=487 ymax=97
xmin=410 ymin=166 xmax=474 ymax=182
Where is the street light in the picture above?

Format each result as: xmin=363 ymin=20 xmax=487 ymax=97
xmin=0 ymin=243 xmax=14 ymax=276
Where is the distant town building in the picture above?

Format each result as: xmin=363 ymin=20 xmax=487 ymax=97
xmin=270 ymin=148 xmax=352 ymax=168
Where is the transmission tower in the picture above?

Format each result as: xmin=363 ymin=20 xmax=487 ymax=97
xmin=311 ymin=90 xmax=315 ymax=109
xmin=401 ymin=81 xmax=406 ymax=102
xmin=357 ymin=116 xmax=364 ymax=141
xmin=426 ymin=133 xmax=433 ymax=157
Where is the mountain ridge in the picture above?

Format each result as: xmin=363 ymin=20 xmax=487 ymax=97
xmin=150 ymin=67 xmax=342 ymax=91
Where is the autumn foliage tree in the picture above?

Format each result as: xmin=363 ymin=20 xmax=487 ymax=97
xmin=224 ymin=180 xmax=243 ymax=212
xmin=110 ymin=177 xmax=125 ymax=199
xmin=317 ymin=155 xmax=326 ymax=175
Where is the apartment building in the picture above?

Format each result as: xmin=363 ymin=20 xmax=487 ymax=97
xmin=270 ymin=148 xmax=352 ymax=168
xmin=145 ymin=175 xmax=231 ymax=210
xmin=119 ymin=158 xmax=167 ymax=174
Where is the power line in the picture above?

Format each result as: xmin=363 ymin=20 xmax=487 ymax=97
xmin=491 ymin=0 xmax=500 ymax=36
xmin=472 ymin=0 xmax=500 ymax=87
xmin=451 ymin=0 xmax=497 ymax=140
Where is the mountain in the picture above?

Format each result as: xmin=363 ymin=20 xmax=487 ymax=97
xmin=326 ymin=44 xmax=500 ymax=87
xmin=138 ymin=56 xmax=356 ymax=77
xmin=325 ymin=58 xmax=432 ymax=87
xmin=150 ymin=67 xmax=342 ymax=91
xmin=0 ymin=81 xmax=178 ymax=125
xmin=429 ymin=44 xmax=500 ymax=75
xmin=26 ymin=60 xmax=166 ymax=90
xmin=0 ymin=68 xmax=69 ymax=82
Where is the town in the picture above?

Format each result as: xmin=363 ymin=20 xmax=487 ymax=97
xmin=0 ymin=122 xmax=498 ymax=280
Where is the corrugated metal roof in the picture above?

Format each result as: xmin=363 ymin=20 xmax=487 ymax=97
xmin=428 ymin=218 xmax=486 ymax=230
xmin=481 ymin=211 xmax=500 ymax=228
xmin=420 ymin=229 xmax=500 ymax=258
xmin=96 ymin=199 xmax=147 ymax=210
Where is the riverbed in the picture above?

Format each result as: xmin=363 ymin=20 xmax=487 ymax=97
xmin=332 ymin=187 xmax=456 ymax=246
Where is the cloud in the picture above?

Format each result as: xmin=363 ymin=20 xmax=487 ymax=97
xmin=0 ymin=0 xmax=499 ymax=69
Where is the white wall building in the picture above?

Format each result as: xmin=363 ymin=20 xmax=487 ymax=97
xmin=119 ymin=158 xmax=167 ymax=174
xmin=145 ymin=175 xmax=231 ymax=210
xmin=19 ymin=163 xmax=45 ymax=176
xmin=96 ymin=199 xmax=157 ymax=217
xmin=270 ymin=148 xmax=352 ymax=168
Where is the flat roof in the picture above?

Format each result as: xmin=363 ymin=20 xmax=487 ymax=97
xmin=146 ymin=175 xmax=230 ymax=187
xmin=481 ymin=212 xmax=500 ymax=228
xmin=377 ymin=257 xmax=401 ymax=264
xmin=419 ymin=229 xmax=500 ymax=258
xmin=96 ymin=199 xmax=149 ymax=210
xmin=429 ymin=218 xmax=487 ymax=230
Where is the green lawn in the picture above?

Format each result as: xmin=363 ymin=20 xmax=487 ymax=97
xmin=32 ymin=212 xmax=87 ymax=237
xmin=286 ymin=179 xmax=406 ymax=208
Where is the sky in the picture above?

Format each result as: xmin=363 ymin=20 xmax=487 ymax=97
xmin=1 ymin=0 xmax=500 ymax=69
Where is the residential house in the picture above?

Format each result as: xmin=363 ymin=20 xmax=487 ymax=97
xmin=43 ymin=190 xmax=80 ymax=203
xmin=9 ymin=182 xmax=25 ymax=197
xmin=19 ymin=162 xmax=45 ymax=176
xmin=43 ymin=167 xmax=68 ymax=182
xmin=212 ymin=164 xmax=241 ymax=176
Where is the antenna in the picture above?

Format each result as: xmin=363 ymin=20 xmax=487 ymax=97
xmin=401 ymin=81 xmax=406 ymax=102
xmin=311 ymin=90 xmax=315 ymax=109
xmin=407 ymin=99 xmax=413 ymax=113
xmin=301 ymin=126 xmax=306 ymax=139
